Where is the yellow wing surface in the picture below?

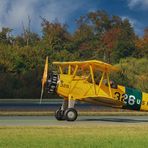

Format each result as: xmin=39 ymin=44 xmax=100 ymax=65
xmin=53 ymin=60 xmax=119 ymax=72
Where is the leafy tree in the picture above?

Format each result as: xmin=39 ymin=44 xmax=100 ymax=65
xmin=0 ymin=27 xmax=13 ymax=45
xmin=41 ymin=18 xmax=71 ymax=51
xmin=0 ymin=10 xmax=147 ymax=98
xmin=101 ymin=28 xmax=121 ymax=62
xmin=134 ymin=27 xmax=148 ymax=58
xmin=117 ymin=58 xmax=148 ymax=92
xmin=15 ymin=32 xmax=40 ymax=47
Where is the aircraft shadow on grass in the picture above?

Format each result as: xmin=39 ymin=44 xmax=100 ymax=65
xmin=80 ymin=118 xmax=148 ymax=123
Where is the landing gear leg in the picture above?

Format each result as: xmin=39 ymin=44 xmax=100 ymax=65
xmin=64 ymin=99 xmax=78 ymax=121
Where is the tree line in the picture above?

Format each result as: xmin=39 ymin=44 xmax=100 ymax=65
xmin=0 ymin=10 xmax=147 ymax=98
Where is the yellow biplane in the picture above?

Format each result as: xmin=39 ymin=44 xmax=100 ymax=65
xmin=40 ymin=57 xmax=148 ymax=121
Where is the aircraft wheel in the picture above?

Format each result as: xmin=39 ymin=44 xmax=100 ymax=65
xmin=55 ymin=109 xmax=65 ymax=121
xmin=64 ymin=108 xmax=78 ymax=121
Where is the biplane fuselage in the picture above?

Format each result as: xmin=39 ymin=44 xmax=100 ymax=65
xmin=57 ymin=74 xmax=148 ymax=111
xmin=53 ymin=60 xmax=148 ymax=112
xmin=41 ymin=59 xmax=148 ymax=121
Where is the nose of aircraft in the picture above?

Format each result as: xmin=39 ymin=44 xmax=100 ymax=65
xmin=47 ymin=71 xmax=59 ymax=94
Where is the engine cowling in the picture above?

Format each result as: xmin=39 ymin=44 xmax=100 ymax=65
xmin=47 ymin=71 xmax=59 ymax=94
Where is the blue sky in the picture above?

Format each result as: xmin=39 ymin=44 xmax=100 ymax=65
xmin=0 ymin=0 xmax=147 ymax=36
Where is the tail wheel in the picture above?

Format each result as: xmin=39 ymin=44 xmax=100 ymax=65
xmin=64 ymin=108 xmax=78 ymax=121
xmin=55 ymin=109 xmax=65 ymax=121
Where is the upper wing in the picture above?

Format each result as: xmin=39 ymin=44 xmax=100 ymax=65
xmin=53 ymin=60 xmax=119 ymax=72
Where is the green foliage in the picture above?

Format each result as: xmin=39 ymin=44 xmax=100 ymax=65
xmin=112 ymin=58 xmax=148 ymax=92
xmin=74 ymin=10 xmax=137 ymax=63
xmin=0 ymin=10 xmax=147 ymax=98
xmin=0 ymin=27 xmax=13 ymax=45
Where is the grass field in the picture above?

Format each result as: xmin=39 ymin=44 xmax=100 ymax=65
xmin=0 ymin=125 xmax=148 ymax=148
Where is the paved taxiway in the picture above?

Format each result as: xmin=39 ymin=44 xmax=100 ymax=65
xmin=0 ymin=116 xmax=148 ymax=126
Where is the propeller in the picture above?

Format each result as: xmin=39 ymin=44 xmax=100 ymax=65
xmin=40 ymin=56 xmax=48 ymax=104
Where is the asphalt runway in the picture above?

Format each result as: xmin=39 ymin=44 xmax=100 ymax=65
xmin=0 ymin=116 xmax=148 ymax=126
xmin=0 ymin=103 xmax=112 ymax=111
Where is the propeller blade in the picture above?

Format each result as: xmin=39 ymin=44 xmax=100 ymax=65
xmin=40 ymin=87 xmax=44 ymax=104
xmin=40 ymin=56 xmax=48 ymax=104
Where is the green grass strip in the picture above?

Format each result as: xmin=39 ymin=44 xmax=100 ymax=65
xmin=0 ymin=125 xmax=148 ymax=148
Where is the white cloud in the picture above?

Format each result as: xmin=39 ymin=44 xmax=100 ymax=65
xmin=0 ymin=0 xmax=84 ymax=34
xmin=128 ymin=0 xmax=148 ymax=9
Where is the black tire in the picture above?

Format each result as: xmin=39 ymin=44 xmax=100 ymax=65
xmin=55 ymin=109 xmax=65 ymax=121
xmin=64 ymin=108 xmax=78 ymax=121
